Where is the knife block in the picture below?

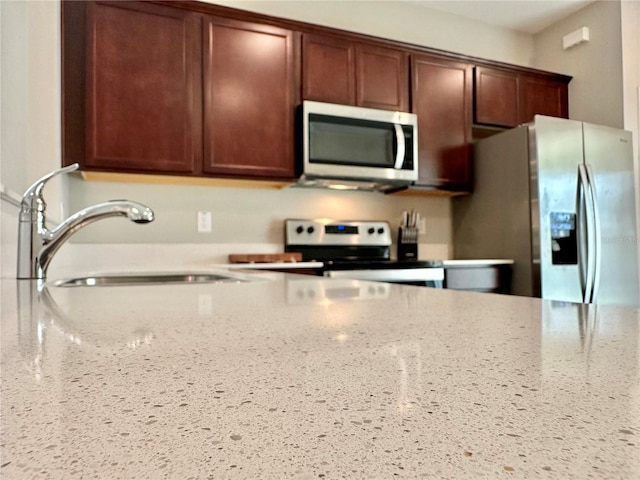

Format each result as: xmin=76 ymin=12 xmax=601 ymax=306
xmin=397 ymin=227 xmax=418 ymax=260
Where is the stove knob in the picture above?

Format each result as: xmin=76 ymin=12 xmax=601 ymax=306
xmin=368 ymin=227 xmax=375 ymax=235
xmin=307 ymin=226 xmax=315 ymax=234
xmin=296 ymin=225 xmax=304 ymax=234
xmin=377 ymin=227 xmax=385 ymax=234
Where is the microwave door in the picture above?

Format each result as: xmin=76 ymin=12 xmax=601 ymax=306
xmin=301 ymin=101 xmax=418 ymax=183
xmin=308 ymin=117 xmax=396 ymax=168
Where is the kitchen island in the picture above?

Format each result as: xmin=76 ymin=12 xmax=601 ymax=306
xmin=1 ymin=271 xmax=638 ymax=479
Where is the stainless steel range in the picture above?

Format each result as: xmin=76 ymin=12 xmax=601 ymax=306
xmin=284 ymin=219 xmax=444 ymax=287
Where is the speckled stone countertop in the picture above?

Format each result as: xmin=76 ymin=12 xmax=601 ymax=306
xmin=1 ymin=271 xmax=639 ymax=479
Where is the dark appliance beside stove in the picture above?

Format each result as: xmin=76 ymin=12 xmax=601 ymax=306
xmin=285 ymin=219 xmax=443 ymax=287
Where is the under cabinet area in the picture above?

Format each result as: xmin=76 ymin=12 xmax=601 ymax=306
xmin=301 ymin=34 xmax=409 ymax=112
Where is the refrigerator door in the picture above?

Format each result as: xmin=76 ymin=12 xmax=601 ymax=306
xmin=452 ymin=126 xmax=534 ymax=296
xmin=582 ymin=122 xmax=639 ymax=307
xmin=531 ymin=116 xmax=584 ymax=303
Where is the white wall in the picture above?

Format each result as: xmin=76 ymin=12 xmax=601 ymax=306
xmin=619 ymin=0 xmax=639 ymax=175
xmin=532 ymin=0 xmax=625 ymax=127
xmin=208 ymin=0 xmax=535 ymax=66
xmin=0 ymin=0 xmax=63 ymax=216
xmin=619 ymin=0 xmax=640 ymax=279
xmin=1 ymin=0 xmax=64 ymax=278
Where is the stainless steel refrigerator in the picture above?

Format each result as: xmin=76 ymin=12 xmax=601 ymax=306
xmin=453 ymin=115 xmax=640 ymax=307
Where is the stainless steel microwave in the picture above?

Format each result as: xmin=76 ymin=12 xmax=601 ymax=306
xmin=297 ymin=101 xmax=418 ymax=192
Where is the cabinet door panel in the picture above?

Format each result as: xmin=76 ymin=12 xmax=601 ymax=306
xmin=86 ymin=1 xmax=199 ymax=173
xmin=356 ymin=44 xmax=409 ymax=111
xmin=412 ymin=56 xmax=473 ymax=189
xmin=519 ymin=76 xmax=568 ymax=123
xmin=474 ymin=66 xmax=519 ymax=128
xmin=302 ymin=34 xmax=355 ymax=105
xmin=203 ymin=17 xmax=297 ymax=178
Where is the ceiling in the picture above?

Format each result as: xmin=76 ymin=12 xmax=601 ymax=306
xmin=408 ymin=0 xmax=596 ymax=34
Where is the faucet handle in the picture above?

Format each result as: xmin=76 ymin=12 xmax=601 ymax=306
xmin=21 ymin=163 xmax=79 ymax=208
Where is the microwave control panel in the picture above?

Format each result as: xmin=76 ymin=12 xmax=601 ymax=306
xmin=285 ymin=219 xmax=392 ymax=247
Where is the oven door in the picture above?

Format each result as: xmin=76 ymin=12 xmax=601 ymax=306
xmin=324 ymin=267 xmax=444 ymax=288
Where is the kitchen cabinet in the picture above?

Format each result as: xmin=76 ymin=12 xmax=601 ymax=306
xmin=519 ymin=74 xmax=569 ymax=123
xmin=474 ymin=66 xmax=520 ymax=128
xmin=410 ymin=54 xmax=473 ymax=191
xmin=63 ymin=1 xmax=297 ymax=180
xmin=62 ymin=0 xmax=571 ymax=191
xmin=82 ymin=1 xmax=201 ymax=174
xmin=302 ymin=33 xmax=409 ymax=111
xmin=202 ymin=16 xmax=298 ymax=178
xmin=474 ymin=66 xmax=569 ymax=128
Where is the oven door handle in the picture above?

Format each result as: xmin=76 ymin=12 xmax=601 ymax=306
xmin=393 ymin=124 xmax=406 ymax=169
xmin=325 ymin=268 xmax=444 ymax=283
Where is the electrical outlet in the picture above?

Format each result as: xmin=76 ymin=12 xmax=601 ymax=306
xmin=197 ymin=211 xmax=212 ymax=233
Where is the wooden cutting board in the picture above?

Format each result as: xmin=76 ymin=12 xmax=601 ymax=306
xmin=228 ymin=253 xmax=303 ymax=264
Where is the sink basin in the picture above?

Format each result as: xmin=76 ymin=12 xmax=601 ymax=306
xmin=51 ymin=272 xmax=249 ymax=287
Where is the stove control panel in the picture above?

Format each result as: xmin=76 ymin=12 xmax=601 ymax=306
xmin=285 ymin=219 xmax=392 ymax=246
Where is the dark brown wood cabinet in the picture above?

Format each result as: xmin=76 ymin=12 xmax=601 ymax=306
xmin=64 ymin=0 xmax=297 ymax=180
xmin=83 ymin=1 xmax=201 ymax=173
xmin=202 ymin=16 xmax=298 ymax=178
xmin=474 ymin=66 xmax=519 ymax=128
xmin=474 ymin=66 xmax=569 ymax=128
xmin=411 ymin=55 xmax=473 ymax=190
xmin=62 ymin=0 xmax=571 ymax=192
xmin=519 ymin=75 xmax=568 ymax=123
xmin=355 ymin=43 xmax=409 ymax=111
xmin=302 ymin=34 xmax=355 ymax=105
xmin=302 ymin=34 xmax=409 ymax=111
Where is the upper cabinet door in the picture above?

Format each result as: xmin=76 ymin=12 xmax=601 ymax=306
xmin=412 ymin=55 xmax=473 ymax=190
xmin=474 ymin=66 xmax=520 ymax=128
xmin=475 ymin=66 xmax=570 ymax=128
xmin=85 ymin=1 xmax=200 ymax=173
xmin=356 ymin=43 xmax=409 ymax=111
xmin=302 ymin=34 xmax=356 ymax=105
xmin=302 ymin=34 xmax=409 ymax=111
xmin=519 ymin=75 xmax=569 ymax=123
xmin=202 ymin=17 xmax=298 ymax=178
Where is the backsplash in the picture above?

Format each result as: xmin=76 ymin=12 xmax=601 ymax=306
xmin=65 ymin=175 xmax=452 ymax=248
xmin=1 ymin=184 xmax=453 ymax=279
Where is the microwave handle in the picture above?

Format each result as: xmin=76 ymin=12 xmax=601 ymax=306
xmin=393 ymin=124 xmax=405 ymax=169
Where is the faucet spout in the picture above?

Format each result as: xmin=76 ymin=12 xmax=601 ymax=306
xmin=17 ymin=165 xmax=154 ymax=280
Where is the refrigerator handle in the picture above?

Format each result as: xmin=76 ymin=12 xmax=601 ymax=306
xmin=584 ymin=164 xmax=602 ymax=302
xmin=577 ymin=164 xmax=595 ymax=303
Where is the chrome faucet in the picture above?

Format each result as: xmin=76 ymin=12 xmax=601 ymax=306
xmin=17 ymin=163 xmax=155 ymax=280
